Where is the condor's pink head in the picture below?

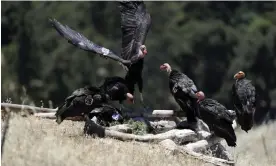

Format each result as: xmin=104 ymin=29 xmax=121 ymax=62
xmin=196 ymin=91 xmax=205 ymax=102
xmin=160 ymin=63 xmax=172 ymax=73
xmin=138 ymin=45 xmax=148 ymax=58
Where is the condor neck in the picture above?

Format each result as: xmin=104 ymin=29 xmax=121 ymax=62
xmin=167 ymin=69 xmax=172 ymax=75
xmin=236 ymin=77 xmax=246 ymax=83
xmin=197 ymin=99 xmax=203 ymax=103
xmin=170 ymin=69 xmax=181 ymax=76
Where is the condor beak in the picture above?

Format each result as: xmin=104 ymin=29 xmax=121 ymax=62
xmin=143 ymin=49 xmax=147 ymax=55
xmin=160 ymin=65 xmax=165 ymax=70
xmin=234 ymin=73 xmax=238 ymax=79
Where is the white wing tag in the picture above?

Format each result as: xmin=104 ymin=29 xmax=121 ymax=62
xmin=101 ymin=48 xmax=110 ymax=55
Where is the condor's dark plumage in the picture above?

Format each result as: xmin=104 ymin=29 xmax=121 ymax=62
xmin=196 ymin=91 xmax=237 ymax=147
xmin=160 ymin=63 xmax=200 ymax=125
xmin=119 ymin=1 xmax=151 ymax=105
xmin=119 ymin=1 xmax=151 ymax=61
xmin=49 ymin=18 xmax=132 ymax=66
xmin=89 ymin=104 xmax=124 ymax=127
xmin=99 ymin=76 xmax=134 ymax=106
xmin=232 ymin=71 xmax=257 ymax=132
xmin=55 ymin=86 xmax=110 ymax=124
xmin=50 ymin=1 xmax=151 ymax=105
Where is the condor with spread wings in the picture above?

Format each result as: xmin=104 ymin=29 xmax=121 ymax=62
xmin=49 ymin=1 xmax=151 ymax=70
xmin=118 ymin=1 xmax=151 ymax=106
xmin=50 ymin=1 xmax=151 ymax=105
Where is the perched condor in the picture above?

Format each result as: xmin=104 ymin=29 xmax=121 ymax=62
xmin=160 ymin=63 xmax=200 ymax=130
xmin=232 ymin=71 xmax=257 ymax=132
xmin=49 ymin=1 xmax=151 ymax=106
xmin=196 ymin=91 xmax=237 ymax=147
xmin=55 ymin=86 xmax=110 ymax=124
xmin=99 ymin=76 xmax=134 ymax=110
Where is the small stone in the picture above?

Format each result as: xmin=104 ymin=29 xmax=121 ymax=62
xmin=197 ymin=119 xmax=210 ymax=132
xmin=173 ymin=129 xmax=197 ymax=144
xmin=185 ymin=140 xmax=208 ymax=152
xmin=197 ymin=130 xmax=212 ymax=140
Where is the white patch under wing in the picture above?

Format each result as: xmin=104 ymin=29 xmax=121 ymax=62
xmin=78 ymin=42 xmax=85 ymax=46
xmin=101 ymin=47 xmax=110 ymax=55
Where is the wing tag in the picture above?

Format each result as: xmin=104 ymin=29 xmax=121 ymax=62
xmin=112 ymin=113 xmax=120 ymax=120
xmin=85 ymin=95 xmax=94 ymax=105
xmin=101 ymin=47 xmax=110 ymax=55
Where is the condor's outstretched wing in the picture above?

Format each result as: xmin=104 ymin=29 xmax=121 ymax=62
xmin=49 ymin=18 xmax=131 ymax=66
xmin=119 ymin=1 xmax=152 ymax=60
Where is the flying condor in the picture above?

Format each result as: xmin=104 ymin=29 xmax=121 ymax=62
xmin=50 ymin=1 xmax=151 ymax=106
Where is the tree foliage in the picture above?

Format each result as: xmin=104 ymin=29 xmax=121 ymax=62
xmin=2 ymin=1 xmax=276 ymax=123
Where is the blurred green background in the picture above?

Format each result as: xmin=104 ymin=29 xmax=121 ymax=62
xmin=2 ymin=1 xmax=276 ymax=123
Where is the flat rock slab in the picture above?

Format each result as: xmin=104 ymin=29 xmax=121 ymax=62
xmin=185 ymin=140 xmax=209 ymax=152
xmin=150 ymin=120 xmax=176 ymax=131
xmin=152 ymin=110 xmax=174 ymax=117
xmin=173 ymin=129 xmax=197 ymax=144
xmin=197 ymin=130 xmax=212 ymax=140
xmin=108 ymin=124 xmax=132 ymax=133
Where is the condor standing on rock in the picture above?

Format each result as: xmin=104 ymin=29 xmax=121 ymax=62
xmin=232 ymin=71 xmax=257 ymax=132
xmin=49 ymin=1 xmax=151 ymax=106
xmin=160 ymin=63 xmax=200 ymax=130
xmin=196 ymin=91 xmax=237 ymax=147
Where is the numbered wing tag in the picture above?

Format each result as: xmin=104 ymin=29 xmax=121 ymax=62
xmin=85 ymin=95 xmax=94 ymax=105
xmin=101 ymin=47 xmax=110 ymax=55
xmin=112 ymin=112 xmax=120 ymax=121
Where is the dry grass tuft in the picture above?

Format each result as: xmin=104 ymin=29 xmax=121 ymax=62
xmin=232 ymin=121 xmax=276 ymax=166
xmin=1 ymin=113 xmax=276 ymax=166
xmin=1 ymin=114 xmax=210 ymax=166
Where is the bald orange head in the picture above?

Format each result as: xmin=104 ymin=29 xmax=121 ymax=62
xmin=234 ymin=71 xmax=245 ymax=80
